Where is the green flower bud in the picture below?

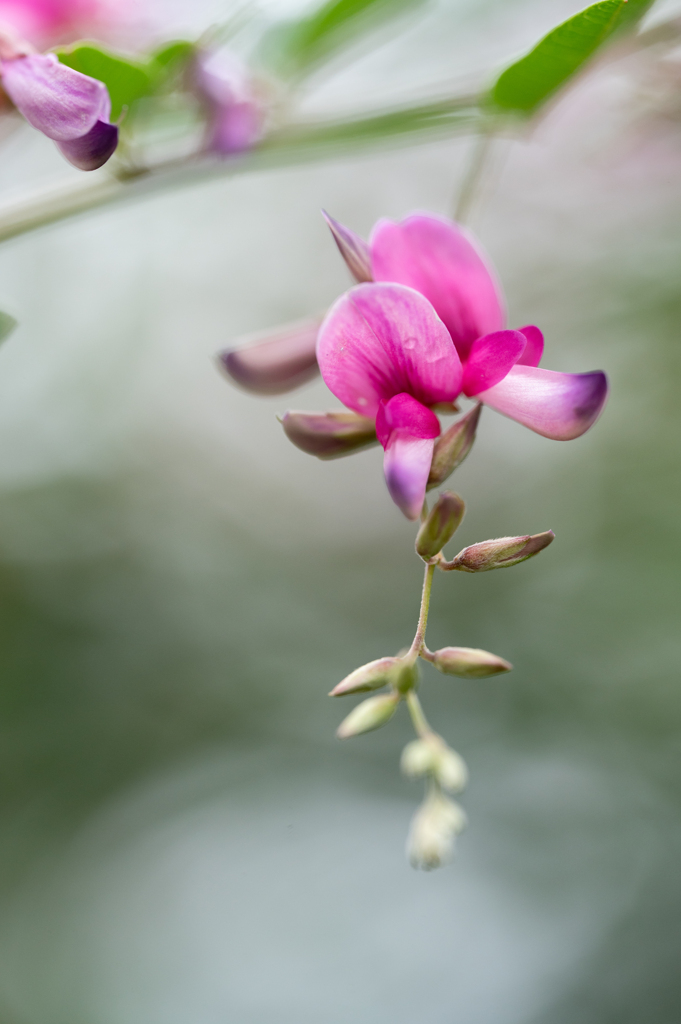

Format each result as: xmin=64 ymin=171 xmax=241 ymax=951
xmin=416 ymin=491 xmax=466 ymax=560
xmin=443 ymin=530 xmax=555 ymax=572
xmin=330 ymin=656 xmax=413 ymax=697
xmin=401 ymin=737 xmax=468 ymax=793
xmin=407 ymin=791 xmax=467 ymax=870
xmin=400 ymin=738 xmax=438 ymax=778
xmin=427 ymin=404 xmax=481 ymax=491
xmin=433 ymin=646 xmax=512 ymax=678
xmin=336 ymin=693 xmax=399 ymax=739
xmin=281 ymin=410 xmax=377 ymax=460
xmin=435 ymin=748 xmax=468 ymax=793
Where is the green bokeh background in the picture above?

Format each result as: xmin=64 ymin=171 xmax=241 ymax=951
xmin=0 ymin=1 xmax=680 ymax=1020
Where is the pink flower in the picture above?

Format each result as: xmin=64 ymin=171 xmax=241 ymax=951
xmin=0 ymin=49 xmax=118 ymax=168
xmin=0 ymin=0 xmax=114 ymax=50
xmin=194 ymin=49 xmax=263 ymax=156
xmin=327 ymin=210 xmax=608 ymax=444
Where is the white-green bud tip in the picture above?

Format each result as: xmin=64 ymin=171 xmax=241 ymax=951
xmin=330 ymin=656 xmax=413 ymax=697
xmin=401 ymin=738 xmax=468 ymax=793
xmin=407 ymin=791 xmax=467 ymax=870
xmin=336 ymin=693 xmax=399 ymax=739
xmin=433 ymin=646 xmax=512 ymax=678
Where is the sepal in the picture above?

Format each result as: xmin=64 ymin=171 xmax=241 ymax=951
xmin=282 ymin=410 xmax=377 ymax=460
xmin=427 ymin=404 xmax=481 ymax=490
xmin=322 ymin=210 xmax=373 ymax=284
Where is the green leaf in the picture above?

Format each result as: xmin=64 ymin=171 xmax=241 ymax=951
xmin=56 ymin=44 xmax=154 ymax=121
xmin=151 ymin=40 xmax=195 ymax=70
xmin=491 ymin=0 xmax=655 ymax=115
xmin=259 ymin=0 xmax=427 ymax=80
xmin=0 ymin=311 xmax=16 ymax=343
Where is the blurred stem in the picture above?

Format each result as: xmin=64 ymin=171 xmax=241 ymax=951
xmin=406 ymin=690 xmax=432 ymax=740
xmin=409 ymin=561 xmax=435 ymax=658
xmin=454 ymin=129 xmax=493 ymax=224
xmin=0 ymin=94 xmax=481 ymax=247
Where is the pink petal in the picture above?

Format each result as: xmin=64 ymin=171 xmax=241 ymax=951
xmin=316 ymin=283 xmax=462 ymax=419
xmin=57 ymin=118 xmax=118 ymax=170
xmin=462 ymin=329 xmax=526 ymax=397
xmin=195 ymin=49 xmax=262 ymax=155
xmin=1 ymin=53 xmax=110 ymax=141
xmin=384 ymin=434 xmax=437 ymax=520
xmin=375 ymin=392 xmax=440 ymax=448
xmin=516 ymin=325 xmax=544 ymax=367
xmin=478 ymin=365 xmax=608 ymax=440
xmin=377 ymin=394 xmax=440 ymax=520
xmin=219 ymin=318 xmax=321 ymax=395
xmin=369 ymin=213 xmax=505 ymax=362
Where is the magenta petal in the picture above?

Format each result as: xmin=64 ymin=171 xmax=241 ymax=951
xmin=478 ymin=365 xmax=609 ymax=440
xmin=462 ymin=329 xmax=526 ymax=397
xmin=516 ymin=325 xmax=544 ymax=367
xmin=58 ymin=119 xmax=118 ymax=170
xmin=375 ymin=393 xmax=440 ymax=448
xmin=384 ymin=433 xmax=436 ymax=520
xmin=1 ymin=53 xmax=110 ymax=141
xmin=316 ymin=282 xmax=462 ymax=419
xmin=369 ymin=213 xmax=505 ymax=362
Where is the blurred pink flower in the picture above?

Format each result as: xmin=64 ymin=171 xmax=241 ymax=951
xmin=0 ymin=49 xmax=117 ymax=167
xmin=0 ymin=0 xmax=124 ymax=49
xmin=194 ymin=49 xmax=263 ymax=156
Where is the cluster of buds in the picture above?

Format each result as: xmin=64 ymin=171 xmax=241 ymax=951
xmin=328 ymin=488 xmax=554 ymax=868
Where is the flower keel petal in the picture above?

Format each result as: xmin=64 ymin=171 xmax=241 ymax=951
xmin=58 ymin=118 xmax=118 ymax=170
xmin=462 ymin=329 xmax=526 ymax=396
xmin=384 ymin=433 xmax=437 ymax=520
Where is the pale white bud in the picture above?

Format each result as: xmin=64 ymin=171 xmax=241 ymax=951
xmin=407 ymin=791 xmax=467 ymax=870
xmin=336 ymin=693 xmax=399 ymax=739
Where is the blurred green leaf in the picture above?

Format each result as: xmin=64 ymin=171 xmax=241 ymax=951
xmin=258 ymin=0 xmax=428 ymax=80
xmin=56 ymin=44 xmax=154 ymax=121
xmin=152 ymin=40 xmax=196 ymax=70
xmin=491 ymin=0 xmax=654 ymax=115
xmin=0 ymin=311 xmax=16 ymax=343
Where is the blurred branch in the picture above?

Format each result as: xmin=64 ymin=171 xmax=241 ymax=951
xmin=0 ymin=93 xmax=480 ymax=245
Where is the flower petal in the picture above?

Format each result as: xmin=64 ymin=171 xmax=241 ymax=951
xmin=384 ymin=433 xmax=437 ymax=520
xmin=462 ymin=329 xmax=526 ymax=397
xmin=316 ymin=282 xmax=462 ymax=419
xmin=219 ymin=318 xmax=321 ymax=395
xmin=369 ymin=213 xmax=505 ymax=362
xmin=195 ymin=49 xmax=261 ymax=155
xmin=376 ymin=394 xmax=440 ymax=520
xmin=1 ymin=53 xmax=110 ymax=141
xmin=516 ymin=325 xmax=544 ymax=367
xmin=57 ymin=118 xmax=118 ymax=170
xmin=478 ymin=365 xmax=608 ymax=440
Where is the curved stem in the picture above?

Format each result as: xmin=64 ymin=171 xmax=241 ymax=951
xmin=406 ymin=690 xmax=433 ymax=740
xmin=409 ymin=561 xmax=435 ymax=658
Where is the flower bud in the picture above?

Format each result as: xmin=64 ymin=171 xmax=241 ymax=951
xmin=427 ymin=404 xmax=481 ymax=491
xmin=336 ymin=693 xmax=399 ymax=739
xmin=219 ymin=318 xmax=321 ymax=395
xmin=407 ymin=791 xmax=467 ymax=870
xmin=401 ymin=737 xmax=468 ymax=793
xmin=415 ymin=491 xmax=465 ymax=560
xmin=330 ymin=656 xmax=411 ymax=697
xmin=444 ymin=530 xmax=555 ymax=572
xmin=282 ymin=410 xmax=377 ymax=460
xmin=322 ymin=211 xmax=373 ymax=284
xmin=433 ymin=646 xmax=512 ymax=678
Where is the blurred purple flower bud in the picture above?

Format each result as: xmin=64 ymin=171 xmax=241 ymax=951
xmin=322 ymin=210 xmax=373 ymax=284
xmin=432 ymin=646 xmax=512 ymax=678
xmin=336 ymin=693 xmax=400 ymax=738
xmin=219 ymin=318 xmax=321 ymax=396
xmin=282 ymin=409 xmax=377 ymax=460
xmin=427 ymin=403 xmax=481 ymax=490
xmin=444 ymin=530 xmax=555 ymax=572
xmin=415 ymin=490 xmax=465 ymax=560
xmin=0 ymin=51 xmax=117 ymax=168
xmin=194 ymin=48 xmax=262 ymax=156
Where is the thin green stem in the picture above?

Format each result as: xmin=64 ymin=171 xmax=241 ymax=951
xmin=409 ymin=561 xmax=435 ymax=658
xmin=454 ymin=129 xmax=493 ymax=224
xmin=406 ymin=690 xmax=433 ymax=740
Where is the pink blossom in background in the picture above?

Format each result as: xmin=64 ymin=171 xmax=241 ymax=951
xmin=0 ymin=0 xmax=130 ymax=48
xmin=194 ymin=49 xmax=263 ymax=156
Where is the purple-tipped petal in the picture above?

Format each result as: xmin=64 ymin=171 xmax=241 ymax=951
xmin=478 ymin=365 xmax=609 ymax=440
xmin=384 ymin=433 xmax=437 ymax=520
xmin=376 ymin=394 xmax=440 ymax=520
xmin=462 ymin=329 xmax=526 ymax=397
xmin=516 ymin=325 xmax=544 ymax=367
xmin=369 ymin=213 xmax=505 ymax=362
xmin=57 ymin=118 xmax=118 ymax=170
xmin=322 ymin=211 xmax=373 ymax=284
xmin=1 ymin=53 xmax=110 ymax=141
xmin=316 ymin=283 xmax=462 ymax=419
xmin=220 ymin=318 xmax=321 ymax=395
